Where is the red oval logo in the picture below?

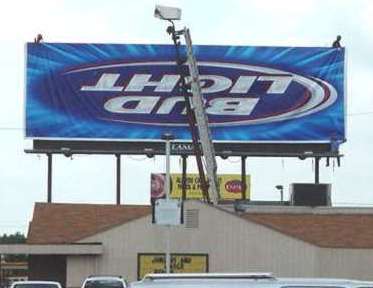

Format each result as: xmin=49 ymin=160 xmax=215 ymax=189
xmin=225 ymin=180 xmax=243 ymax=193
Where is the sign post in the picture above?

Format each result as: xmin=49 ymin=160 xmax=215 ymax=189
xmin=162 ymin=133 xmax=174 ymax=274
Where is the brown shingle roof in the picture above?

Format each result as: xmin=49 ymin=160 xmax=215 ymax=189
xmin=27 ymin=202 xmax=373 ymax=249
xmin=27 ymin=203 xmax=151 ymax=244
xmin=242 ymin=213 xmax=373 ymax=248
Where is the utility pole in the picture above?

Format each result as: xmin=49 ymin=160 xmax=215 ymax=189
xmin=162 ymin=133 xmax=174 ymax=274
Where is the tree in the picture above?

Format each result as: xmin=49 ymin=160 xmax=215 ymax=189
xmin=0 ymin=232 xmax=27 ymax=262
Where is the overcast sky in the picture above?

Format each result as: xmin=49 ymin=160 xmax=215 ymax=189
xmin=0 ymin=0 xmax=373 ymax=235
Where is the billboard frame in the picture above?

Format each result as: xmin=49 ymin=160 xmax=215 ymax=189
xmin=26 ymin=139 xmax=339 ymax=157
xmin=24 ymin=139 xmax=342 ymax=206
xmin=24 ymin=42 xmax=345 ymax=205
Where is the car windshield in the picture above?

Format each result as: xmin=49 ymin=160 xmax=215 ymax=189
xmin=14 ymin=284 xmax=58 ymax=288
xmin=84 ymin=280 xmax=124 ymax=288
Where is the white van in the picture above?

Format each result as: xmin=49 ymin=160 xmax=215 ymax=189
xmin=130 ymin=273 xmax=373 ymax=288
xmin=10 ymin=281 xmax=62 ymax=288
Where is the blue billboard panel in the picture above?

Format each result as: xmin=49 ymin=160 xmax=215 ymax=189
xmin=26 ymin=43 xmax=345 ymax=142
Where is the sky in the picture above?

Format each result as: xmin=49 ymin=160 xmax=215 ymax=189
xmin=0 ymin=0 xmax=373 ymax=235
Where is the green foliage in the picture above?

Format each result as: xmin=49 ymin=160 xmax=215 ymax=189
xmin=0 ymin=232 xmax=27 ymax=262
xmin=0 ymin=232 xmax=26 ymax=244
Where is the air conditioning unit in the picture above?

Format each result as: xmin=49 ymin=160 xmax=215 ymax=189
xmin=290 ymin=183 xmax=331 ymax=207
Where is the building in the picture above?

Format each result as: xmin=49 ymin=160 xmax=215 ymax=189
xmin=2 ymin=201 xmax=373 ymax=287
xmin=0 ymin=260 xmax=28 ymax=287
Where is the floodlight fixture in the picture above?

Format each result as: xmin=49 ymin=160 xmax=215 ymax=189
xmin=154 ymin=5 xmax=182 ymax=21
xmin=220 ymin=150 xmax=232 ymax=159
xmin=61 ymin=147 xmax=72 ymax=158
xmin=144 ymin=148 xmax=155 ymax=158
xmin=161 ymin=133 xmax=175 ymax=141
xmin=275 ymin=185 xmax=284 ymax=203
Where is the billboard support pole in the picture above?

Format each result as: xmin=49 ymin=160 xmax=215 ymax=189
xmin=182 ymin=155 xmax=187 ymax=201
xmin=116 ymin=154 xmax=121 ymax=205
xmin=47 ymin=153 xmax=52 ymax=203
xmin=162 ymin=133 xmax=174 ymax=274
xmin=315 ymin=157 xmax=320 ymax=184
xmin=180 ymin=155 xmax=187 ymax=224
xmin=241 ymin=156 xmax=247 ymax=200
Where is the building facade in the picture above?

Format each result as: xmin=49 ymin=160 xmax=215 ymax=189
xmin=3 ymin=201 xmax=373 ymax=287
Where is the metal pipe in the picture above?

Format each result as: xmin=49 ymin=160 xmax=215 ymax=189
xmin=182 ymin=155 xmax=187 ymax=201
xmin=47 ymin=153 xmax=52 ymax=203
xmin=241 ymin=156 xmax=247 ymax=200
xmin=165 ymin=140 xmax=171 ymax=200
xmin=162 ymin=133 xmax=174 ymax=274
xmin=116 ymin=154 xmax=121 ymax=205
xmin=315 ymin=157 xmax=320 ymax=184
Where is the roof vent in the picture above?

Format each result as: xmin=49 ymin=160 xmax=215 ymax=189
xmin=185 ymin=209 xmax=199 ymax=228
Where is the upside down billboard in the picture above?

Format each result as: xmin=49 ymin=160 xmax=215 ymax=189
xmin=26 ymin=43 xmax=345 ymax=142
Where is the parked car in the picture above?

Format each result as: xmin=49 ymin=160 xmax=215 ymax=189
xmin=81 ymin=276 xmax=127 ymax=288
xmin=130 ymin=273 xmax=373 ymax=288
xmin=10 ymin=281 xmax=62 ymax=288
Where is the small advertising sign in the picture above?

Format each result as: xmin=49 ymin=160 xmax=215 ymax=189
xmin=151 ymin=173 xmax=250 ymax=201
xmin=138 ymin=253 xmax=208 ymax=280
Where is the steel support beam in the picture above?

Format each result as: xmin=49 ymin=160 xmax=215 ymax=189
xmin=315 ymin=157 xmax=320 ymax=184
xmin=241 ymin=156 xmax=247 ymax=200
xmin=182 ymin=155 xmax=187 ymax=201
xmin=47 ymin=153 xmax=52 ymax=203
xmin=116 ymin=154 xmax=121 ymax=205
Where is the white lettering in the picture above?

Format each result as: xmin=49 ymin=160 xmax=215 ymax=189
xmin=257 ymin=75 xmax=293 ymax=94
xmin=230 ymin=76 xmax=257 ymax=93
xmin=125 ymin=74 xmax=180 ymax=92
xmin=172 ymin=143 xmax=194 ymax=151
xmin=198 ymin=75 xmax=232 ymax=94
xmin=206 ymin=97 xmax=259 ymax=115
xmin=157 ymin=96 xmax=186 ymax=115
xmin=104 ymin=96 xmax=159 ymax=114
xmin=80 ymin=73 xmax=294 ymax=95
xmin=81 ymin=73 xmax=122 ymax=92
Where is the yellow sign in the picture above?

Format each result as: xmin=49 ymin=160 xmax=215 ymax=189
xmin=138 ymin=254 xmax=165 ymax=280
xmin=171 ymin=254 xmax=208 ymax=273
xmin=138 ymin=254 xmax=208 ymax=280
xmin=169 ymin=174 xmax=250 ymax=200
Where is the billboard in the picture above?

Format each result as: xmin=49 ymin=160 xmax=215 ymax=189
xmin=151 ymin=173 xmax=250 ymax=200
xmin=26 ymin=43 xmax=345 ymax=143
xmin=137 ymin=253 xmax=208 ymax=280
